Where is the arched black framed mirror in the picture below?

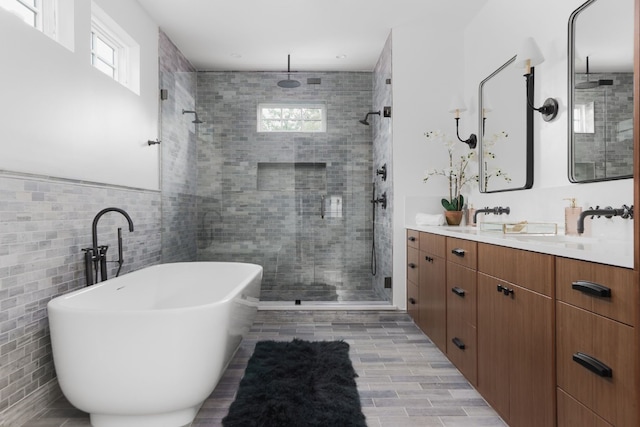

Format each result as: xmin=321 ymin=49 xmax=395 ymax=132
xmin=568 ymin=0 xmax=634 ymax=182
xmin=478 ymin=55 xmax=534 ymax=193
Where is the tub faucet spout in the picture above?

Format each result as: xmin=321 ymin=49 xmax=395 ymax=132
xmin=86 ymin=208 xmax=135 ymax=285
xmin=473 ymin=206 xmax=511 ymax=224
xmin=577 ymin=205 xmax=633 ymax=234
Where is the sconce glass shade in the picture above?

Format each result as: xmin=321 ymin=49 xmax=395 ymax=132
xmin=514 ymin=37 xmax=545 ymax=74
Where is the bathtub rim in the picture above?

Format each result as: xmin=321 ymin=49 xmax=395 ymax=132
xmin=47 ymin=261 xmax=263 ymax=315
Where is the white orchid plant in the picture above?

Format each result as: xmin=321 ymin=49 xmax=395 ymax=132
xmin=423 ymin=130 xmax=478 ymax=211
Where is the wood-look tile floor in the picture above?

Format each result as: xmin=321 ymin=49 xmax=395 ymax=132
xmin=21 ymin=311 xmax=506 ymax=427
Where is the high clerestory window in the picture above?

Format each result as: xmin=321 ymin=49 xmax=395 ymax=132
xmin=91 ymin=22 xmax=120 ymax=80
xmin=257 ymin=103 xmax=327 ymax=133
xmin=90 ymin=2 xmax=140 ymax=94
xmin=1 ymin=0 xmax=57 ymax=38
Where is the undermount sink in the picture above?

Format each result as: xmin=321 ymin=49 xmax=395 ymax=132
xmin=509 ymin=234 xmax=600 ymax=245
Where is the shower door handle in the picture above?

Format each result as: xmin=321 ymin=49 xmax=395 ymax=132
xmin=321 ymin=195 xmax=325 ymax=219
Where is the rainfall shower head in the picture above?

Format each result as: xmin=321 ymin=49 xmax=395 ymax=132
xmin=277 ymin=55 xmax=301 ymax=88
xmin=359 ymin=111 xmax=380 ymax=126
xmin=575 ymin=56 xmax=614 ymax=89
xmin=182 ymin=109 xmax=203 ymax=124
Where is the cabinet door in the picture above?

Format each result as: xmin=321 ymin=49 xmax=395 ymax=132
xmin=477 ymin=272 xmax=510 ymax=420
xmin=419 ymin=252 xmax=446 ymax=352
xmin=509 ymin=283 xmax=554 ymax=427
xmin=478 ymin=273 xmax=555 ymax=427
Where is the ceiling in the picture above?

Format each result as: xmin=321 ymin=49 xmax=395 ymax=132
xmin=136 ymin=0 xmax=488 ymax=72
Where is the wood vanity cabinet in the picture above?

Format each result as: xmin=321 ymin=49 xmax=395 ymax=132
xmin=446 ymin=237 xmax=477 ymax=385
xmin=418 ymin=232 xmax=447 ymax=352
xmin=477 ymin=243 xmax=555 ymax=427
xmin=555 ymin=257 xmax=638 ymax=427
xmin=405 ymin=229 xmax=639 ymax=427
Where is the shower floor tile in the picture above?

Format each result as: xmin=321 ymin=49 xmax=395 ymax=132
xmin=21 ymin=311 xmax=506 ymax=427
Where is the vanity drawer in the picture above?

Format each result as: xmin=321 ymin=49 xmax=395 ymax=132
xmin=419 ymin=232 xmax=446 ymax=258
xmin=556 ymin=257 xmax=636 ymax=326
xmin=478 ymin=243 xmax=554 ymax=297
xmin=556 ymin=302 xmax=636 ymax=426
xmin=447 ymin=262 xmax=477 ymax=327
xmin=446 ymin=319 xmax=477 ymax=386
xmin=557 ymin=388 xmax=612 ymax=427
xmin=407 ymin=229 xmax=420 ymax=249
xmin=407 ymin=280 xmax=419 ymax=323
xmin=446 ymin=237 xmax=477 ymax=269
xmin=407 ymin=246 xmax=419 ymax=285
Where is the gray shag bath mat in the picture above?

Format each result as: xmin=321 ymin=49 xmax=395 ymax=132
xmin=222 ymin=339 xmax=366 ymax=427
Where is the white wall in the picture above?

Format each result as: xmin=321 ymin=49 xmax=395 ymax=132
xmin=0 ymin=0 xmax=159 ymax=190
xmin=391 ymin=15 xmax=473 ymax=309
xmin=392 ymin=0 xmax=634 ymax=309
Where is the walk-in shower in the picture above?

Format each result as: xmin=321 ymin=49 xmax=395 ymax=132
xmin=188 ymin=71 xmax=389 ymax=305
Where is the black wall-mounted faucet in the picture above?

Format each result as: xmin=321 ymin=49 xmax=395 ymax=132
xmin=473 ymin=206 xmax=510 ymax=224
xmin=577 ymin=205 xmax=633 ymax=234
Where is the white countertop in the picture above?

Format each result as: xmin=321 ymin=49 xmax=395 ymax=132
xmin=407 ymin=224 xmax=634 ymax=269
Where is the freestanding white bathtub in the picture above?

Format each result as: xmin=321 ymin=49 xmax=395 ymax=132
xmin=48 ymin=262 xmax=262 ymax=427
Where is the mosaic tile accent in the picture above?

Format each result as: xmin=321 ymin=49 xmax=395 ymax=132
xmin=21 ymin=311 xmax=507 ymax=427
xmin=0 ymin=172 xmax=161 ymax=426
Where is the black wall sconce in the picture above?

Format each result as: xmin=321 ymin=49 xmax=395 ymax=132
xmin=515 ymin=37 xmax=558 ymax=122
xmin=448 ymin=96 xmax=477 ymax=149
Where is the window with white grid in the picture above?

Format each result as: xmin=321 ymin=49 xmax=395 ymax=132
xmin=258 ymin=103 xmax=327 ymax=133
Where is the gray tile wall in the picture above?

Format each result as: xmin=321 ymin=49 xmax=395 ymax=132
xmin=0 ymin=172 xmax=161 ymax=426
xmin=159 ymin=30 xmax=198 ymax=263
xmin=574 ymin=72 xmax=634 ymax=179
xmin=195 ymin=71 xmax=377 ymax=301
xmin=372 ymin=33 xmax=393 ymax=301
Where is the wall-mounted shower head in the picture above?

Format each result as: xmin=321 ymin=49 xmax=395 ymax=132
xmin=182 ymin=109 xmax=204 ymax=124
xmin=359 ymin=111 xmax=381 ymax=126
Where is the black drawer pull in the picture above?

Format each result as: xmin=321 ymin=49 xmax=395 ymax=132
xmin=496 ymin=284 xmax=514 ymax=296
xmin=451 ymin=248 xmax=466 ymax=257
xmin=451 ymin=287 xmax=466 ymax=297
xmin=408 ymin=236 xmax=416 ymax=242
xmin=409 ymin=298 xmax=416 ymax=305
xmin=572 ymin=281 xmax=612 ymax=298
xmin=425 ymin=256 xmax=434 ymax=263
xmin=452 ymin=337 xmax=466 ymax=350
xmin=572 ymin=352 xmax=612 ymax=378
xmin=408 ymin=263 xmax=416 ymax=269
